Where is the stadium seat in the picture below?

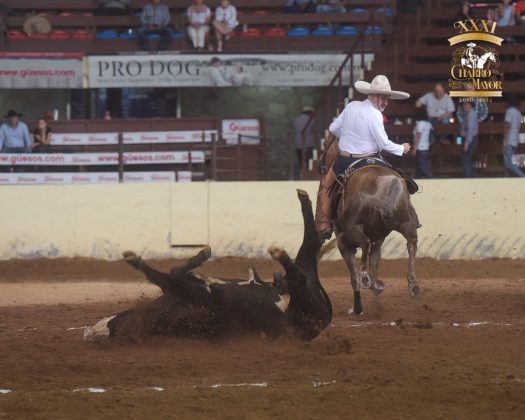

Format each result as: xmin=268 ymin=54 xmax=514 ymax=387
xmin=119 ymin=29 xmax=137 ymax=39
xmin=58 ymin=12 xmax=73 ymax=17
xmin=171 ymin=30 xmax=183 ymax=39
xmin=82 ymin=12 xmax=94 ymax=17
xmin=72 ymin=30 xmax=93 ymax=39
xmin=28 ymin=33 xmax=49 ymax=39
xmin=264 ymin=27 xmax=285 ymax=37
xmin=96 ymin=29 xmax=118 ymax=39
xmin=350 ymin=8 xmax=367 ymax=13
xmin=8 ymin=31 xmax=26 ymax=39
xmin=376 ymin=7 xmax=393 ymax=17
xmin=312 ymin=26 xmax=334 ymax=36
xmin=254 ymin=10 xmax=268 ymax=15
xmin=336 ymin=25 xmax=358 ymax=35
xmin=365 ymin=25 xmax=383 ymax=35
xmin=145 ymin=32 xmax=161 ymax=39
xmin=288 ymin=27 xmax=310 ymax=36
xmin=240 ymin=28 xmax=262 ymax=37
xmin=50 ymin=30 xmax=71 ymax=39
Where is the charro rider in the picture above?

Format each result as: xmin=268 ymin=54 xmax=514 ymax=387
xmin=315 ymin=75 xmax=412 ymax=240
xmin=464 ymin=42 xmax=478 ymax=69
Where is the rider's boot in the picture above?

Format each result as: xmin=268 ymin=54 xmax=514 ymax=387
xmin=315 ymin=166 xmax=337 ymax=242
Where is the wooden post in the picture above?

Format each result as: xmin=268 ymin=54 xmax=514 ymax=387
xmin=237 ymin=134 xmax=242 ymax=180
xmin=118 ymin=132 xmax=124 ymax=183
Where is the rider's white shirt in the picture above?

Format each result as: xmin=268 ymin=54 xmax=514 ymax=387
xmin=329 ymin=99 xmax=404 ymax=156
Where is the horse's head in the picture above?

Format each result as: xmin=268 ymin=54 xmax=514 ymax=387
xmin=318 ymin=135 xmax=339 ymax=174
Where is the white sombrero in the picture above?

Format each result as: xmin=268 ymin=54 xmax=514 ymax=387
xmin=354 ymin=75 xmax=410 ymax=100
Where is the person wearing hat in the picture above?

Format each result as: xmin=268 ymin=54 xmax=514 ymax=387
xmin=294 ymin=105 xmax=315 ymax=170
xmin=0 ymin=110 xmax=32 ymax=154
xmin=314 ymin=75 xmax=411 ymax=239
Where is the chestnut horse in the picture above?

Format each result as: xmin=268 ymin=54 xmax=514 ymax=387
xmin=320 ymin=136 xmax=420 ymax=315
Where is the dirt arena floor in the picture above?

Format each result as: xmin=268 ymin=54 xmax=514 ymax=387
xmin=0 ymin=257 xmax=524 ymax=419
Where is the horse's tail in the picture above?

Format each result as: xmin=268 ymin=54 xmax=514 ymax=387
xmin=358 ymin=175 xmax=405 ymax=219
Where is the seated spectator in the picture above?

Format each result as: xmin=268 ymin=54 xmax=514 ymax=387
xmin=213 ymin=0 xmax=237 ymax=52
xmin=457 ymin=82 xmax=488 ymax=123
xmin=316 ymin=0 xmax=346 ymax=13
xmin=416 ymin=83 xmax=455 ymax=125
xmin=503 ymin=95 xmax=525 ymax=178
xmin=0 ymin=110 xmax=31 ymax=154
xmin=97 ymin=0 xmax=130 ymax=16
xmin=187 ymin=0 xmax=212 ymax=50
xmin=139 ymin=0 xmax=172 ymax=51
xmin=286 ymin=0 xmax=316 ymax=13
xmin=294 ymin=106 xmax=315 ymax=169
xmin=459 ymin=101 xmax=478 ymax=178
xmin=412 ymin=107 xmax=433 ymax=179
xmin=456 ymin=1 xmax=472 ymax=21
xmin=497 ymin=0 xmax=515 ymax=26
xmin=32 ymin=118 xmax=53 ymax=153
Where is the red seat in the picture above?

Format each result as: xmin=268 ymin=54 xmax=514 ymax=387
xmin=254 ymin=10 xmax=268 ymax=15
xmin=72 ymin=30 xmax=93 ymax=39
xmin=240 ymin=28 xmax=262 ymax=37
xmin=28 ymin=33 xmax=49 ymax=39
xmin=50 ymin=30 xmax=71 ymax=39
xmin=8 ymin=31 xmax=26 ymax=39
xmin=58 ymin=12 xmax=73 ymax=17
xmin=82 ymin=12 xmax=94 ymax=16
xmin=264 ymin=27 xmax=285 ymax=36
xmin=37 ymin=12 xmax=52 ymax=16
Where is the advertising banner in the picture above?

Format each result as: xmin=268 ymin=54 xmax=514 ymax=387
xmin=0 ymin=57 xmax=83 ymax=88
xmin=222 ymin=119 xmax=260 ymax=144
xmin=0 ymin=171 xmax=192 ymax=185
xmin=51 ymin=130 xmax=218 ymax=145
xmin=0 ymin=151 xmax=205 ymax=166
xmin=88 ymin=53 xmax=374 ymax=88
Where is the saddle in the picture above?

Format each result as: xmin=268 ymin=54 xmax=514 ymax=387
xmin=328 ymin=156 xmax=419 ymax=218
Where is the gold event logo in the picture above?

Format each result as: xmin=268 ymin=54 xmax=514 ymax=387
xmin=448 ymin=19 xmax=504 ymax=99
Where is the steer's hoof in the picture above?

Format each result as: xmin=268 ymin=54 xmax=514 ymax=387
xmin=122 ymin=250 xmax=138 ymax=261
xmin=409 ymin=283 xmax=420 ymax=297
xmin=296 ymin=189 xmax=310 ymax=202
xmin=200 ymin=245 xmax=212 ymax=260
xmin=268 ymin=246 xmax=283 ymax=259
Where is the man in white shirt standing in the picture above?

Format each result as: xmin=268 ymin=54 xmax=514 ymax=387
xmin=315 ymin=75 xmax=411 ymax=239
xmin=503 ymin=95 xmax=524 ymax=177
xmin=213 ymin=0 xmax=237 ymax=52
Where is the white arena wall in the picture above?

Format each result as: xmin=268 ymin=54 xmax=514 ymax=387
xmin=0 ymin=179 xmax=524 ymax=261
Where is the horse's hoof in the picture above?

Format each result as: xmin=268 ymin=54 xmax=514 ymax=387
xmin=359 ymin=272 xmax=372 ymax=289
xmin=371 ymin=279 xmax=386 ymax=295
xmin=409 ymin=283 xmax=420 ymax=297
xmin=122 ymin=250 xmax=138 ymax=261
xmin=348 ymin=307 xmax=363 ymax=316
xmin=268 ymin=246 xmax=283 ymax=259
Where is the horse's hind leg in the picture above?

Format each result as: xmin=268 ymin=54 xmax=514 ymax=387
xmin=397 ymin=222 xmax=419 ymax=297
xmin=337 ymin=235 xmax=363 ymax=315
xmin=369 ymin=239 xmax=386 ymax=294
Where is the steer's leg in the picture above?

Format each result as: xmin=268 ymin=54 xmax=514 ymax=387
xmin=171 ymin=246 xmax=211 ymax=277
xmin=337 ymin=234 xmax=363 ymax=315
xmin=123 ymin=251 xmax=171 ymax=291
xmin=295 ymin=189 xmax=322 ymax=275
xmin=268 ymin=246 xmax=305 ymax=285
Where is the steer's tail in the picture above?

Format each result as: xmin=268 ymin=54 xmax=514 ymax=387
xmin=358 ymin=175 xmax=405 ymax=219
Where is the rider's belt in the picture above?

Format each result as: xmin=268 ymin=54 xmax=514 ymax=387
xmin=340 ymin=151 xmax=378 ymax=158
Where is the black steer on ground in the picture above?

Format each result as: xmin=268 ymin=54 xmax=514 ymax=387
xmin=84 ymin=190 xmax=332 ymax=342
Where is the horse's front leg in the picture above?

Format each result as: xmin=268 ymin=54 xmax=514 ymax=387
xmin=337 ymin=235 xmax=363 ymax=315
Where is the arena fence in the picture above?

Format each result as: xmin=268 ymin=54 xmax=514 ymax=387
xmin=0 ymin=179 xmax=523 ymax=261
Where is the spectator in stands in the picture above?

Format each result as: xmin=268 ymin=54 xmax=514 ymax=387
xmin=457 ymin=82 xmax=488 ymax=124
xmin=0 ymin=110 xmax=32 ymax=154
xmin=497 ymin=0 xmax=515 ymax=26
xmin=213 ymin=0 xmax=237 ymax=52
xmin=209 ymin=57 xmax=232 ymax=86
xmin=416 ymin=83 xmax=455 ymax=126
xmin=316 ymin=0 xmax=346 ymax=13
xmin=286 ymin=0 xmax=317 ymax=14
xmin=412 ymin=106 xmax=433 ymax=178
xmin=32 ymin=118 xmax=53 ymax=153
xmin=139 ymin=0 xmax=172 ymax=51
xmin=503 ymin=95 xmax=525 ymax=177
xmin=516 ymin=0 xmax=525 ymax=24
xmin=187 ymin=0 xmax=212 ymax=50
xmin=97 ymin=0 xmax=130 ymax=16
xmin=294 ymin=106 xmax=315 ymax=169
xmin=459 ymin=101 xmax=478 ymax=178
xmin=456 ymin=1 xmax=472 ymax=21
